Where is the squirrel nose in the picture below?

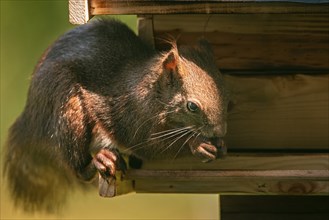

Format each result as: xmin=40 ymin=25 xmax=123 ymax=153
xmin=213 ymin=123 xmax=227 ymax=137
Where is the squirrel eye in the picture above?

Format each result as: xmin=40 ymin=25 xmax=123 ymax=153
xmin=187 ymin=101 xmax=199 ymax=112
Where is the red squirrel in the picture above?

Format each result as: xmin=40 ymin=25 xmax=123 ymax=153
xmin=3 ymin=19 xmax=229 ymax=212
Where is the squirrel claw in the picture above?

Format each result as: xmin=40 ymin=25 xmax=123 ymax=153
xmin=93 ymin=148 xmax=117 ymax=177
xmin=191 ymin=143 xmax=217 ymax=163
xmin=93 ymin=148 xmax=127 ymax=178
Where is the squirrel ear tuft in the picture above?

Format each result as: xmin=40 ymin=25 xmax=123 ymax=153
xmin=163 ymin=52 xmax=178 ymax=72
xmin=198 ymin=39 xmax=214 ymax=55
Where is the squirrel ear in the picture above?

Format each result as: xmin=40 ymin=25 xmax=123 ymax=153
xmin=157 ymin=51 xmax=182 ymax=90
xmin=163 ymin=52 xmax=178 ymax=72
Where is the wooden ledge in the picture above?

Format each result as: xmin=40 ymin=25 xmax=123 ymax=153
xmin=126 ymin=169 xmax=329 ymax=195
xmin=69 ymin=0 xmax=329 ymax=24
xmin=127 ymin=170 xmax=329 ymax=180
xmin=90 ymin=0 xmax=329 ymax=15
xmin=111 ymin=153 xmax=329 ymax=196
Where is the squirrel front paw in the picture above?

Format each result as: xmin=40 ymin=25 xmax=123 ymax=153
xmin=188 ymin=137 xmax=226 ymax=163
xmin=93 ymin=148 xmax=127 ymax=197
xmin=93 ymin=148 xmax=127 ymax=178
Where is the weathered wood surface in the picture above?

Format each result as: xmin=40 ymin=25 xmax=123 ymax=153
xmin=89 ymin=0 xmax=329 ymax=17
xmin=69 ymin=0 xmax=91 ymax=24
xmin=225 ymin=74 xmax=328 ymax=150
xmin=126 ymin=170 xmax=329 ymax=195
xmin=140 ymin=154 xmax=329 ymax=170
xmin=113 ymin=153 xmax=329 ymax=196
xmin=112 ymin=154 xmax=329 ymax=195
xmin=152 ymin=14 xmax=329 ymax=71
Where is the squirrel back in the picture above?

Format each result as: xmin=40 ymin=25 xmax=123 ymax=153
xmin=3 ymin=19 xmax=228 ymax=213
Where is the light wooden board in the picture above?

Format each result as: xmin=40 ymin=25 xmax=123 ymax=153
xmin=69 ymin=0 xmax=90 ymax=24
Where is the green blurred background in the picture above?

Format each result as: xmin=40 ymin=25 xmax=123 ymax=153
xmin=0 ymin=1 xmax=218 ymax=219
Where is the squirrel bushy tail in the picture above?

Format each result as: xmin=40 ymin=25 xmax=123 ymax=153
xmin=3 ymin=116 xmax=73 ymax=213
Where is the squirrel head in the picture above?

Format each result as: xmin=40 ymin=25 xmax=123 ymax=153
xmin=154 ymin=40 xmax=228 ymax=161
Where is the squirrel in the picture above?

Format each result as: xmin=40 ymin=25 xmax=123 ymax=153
xmin=3 ymin=18 xmax=229 ymax=213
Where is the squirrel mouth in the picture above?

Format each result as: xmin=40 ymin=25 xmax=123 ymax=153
xmin=187 ymin=135 xmax=227 ymax=163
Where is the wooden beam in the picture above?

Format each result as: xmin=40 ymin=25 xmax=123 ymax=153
xmin=152 ymin=14 xmax=329 ymax=71
xmin=90 ymin=0 xmax=329 ymax=16
xmin=127 ymin=169 xmax=329 ymax=195
xmin=112 ymin=153 xmax=329 ymax=195
xmin=140 ymin=153 xmax=329 ymax=170
xmin=128 ymin=170 xmax=329 ymax=180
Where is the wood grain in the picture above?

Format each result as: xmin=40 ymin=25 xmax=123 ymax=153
xmin=140 ymin=154 xmax=329 ymax=170
xmin=90 ymin=0 xmax=329 ymax=16
xmin=128 ymin=170 xmax=329 ymax=195
xmin=111 ymin=154 xmax=329 ymax=195
xmin=153 ymin=14 xmax=329 ymax=71
xmin=69 ymin=0 xmax=90 ymax=24
xmin=224 ymin=74 xmax=328 ymax=150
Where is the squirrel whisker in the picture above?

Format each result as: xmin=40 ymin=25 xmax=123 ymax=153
xmin=159 ymin=129 xmax=195 ymax=155
xmin=150 ymin=126 xmax=195 ymax=140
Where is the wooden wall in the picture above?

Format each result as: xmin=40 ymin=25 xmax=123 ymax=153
xmin=152 ymin=14 xmax=329 ymax=71
xmin=142 ymin=14 xmax=329 ymax=151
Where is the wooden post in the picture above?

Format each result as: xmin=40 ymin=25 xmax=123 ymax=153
xmin=138 ymin=15 xmax=155 ymax=48
xmin=69 ymin=0 xmax=90 ymax=24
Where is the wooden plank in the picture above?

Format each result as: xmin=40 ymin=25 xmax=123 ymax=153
xmin=132 ymin=179 xmax=329 ymax=195
xmin=140 ymin=154 xmax=329 ymax=170
xmin=113 ymin=154 xmax=329 ymax=195
xmin=153 ymin=14 xmax=329 ymax=71
xmin=115 ymin=154 xmax=329 ymax=195
xmin=90 ymin=0 xmax=329 ymax=16
xmin=224 ymin=74 xmax=328 ymax=150
xmin=128 ymin=170 xmax=329 ymax=195
xmin=69 ymin=0 xmax=91 ymax=24
xmin=128 ymin=170 xmax=329 ymax=180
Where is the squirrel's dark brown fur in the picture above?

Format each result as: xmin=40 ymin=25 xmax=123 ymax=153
xmin=3 ymin=19 xmax=229 ymax=213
